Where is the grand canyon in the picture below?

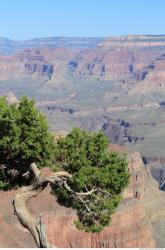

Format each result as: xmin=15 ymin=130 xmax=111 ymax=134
xmin=1 ymin=35 xmax=165 ymax=247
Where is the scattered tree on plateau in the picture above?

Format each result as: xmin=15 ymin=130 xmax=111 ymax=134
xmin=0 ymin=96 xmax=130 ymax=248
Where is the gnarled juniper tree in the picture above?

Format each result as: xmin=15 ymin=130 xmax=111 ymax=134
xmin=0 ymin=96 xmax=130 ymax=247
xmin=0 ymin=96 xmax=55 ymax=189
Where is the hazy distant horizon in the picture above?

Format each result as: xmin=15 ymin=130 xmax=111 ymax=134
xmin=1 ymin=0 xmax=165 ymax=40
xmin=2 ymin=34 xmax=165 ymax=42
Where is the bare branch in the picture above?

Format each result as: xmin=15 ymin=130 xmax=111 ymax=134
xmin=63 ymin=181 xmax=95 ymax=196
xmin=22 ymin=171 xmax=30 ymax=177
xmin=63 ymin=181 xmax=95 ymax=215
xmin=76 ymin=194 xmax=92 ymax=214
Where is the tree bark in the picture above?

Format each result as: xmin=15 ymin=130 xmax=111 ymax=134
xmin=12 ymin=163 xmax=71 ymax=248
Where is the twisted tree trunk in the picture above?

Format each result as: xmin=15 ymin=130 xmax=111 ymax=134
xmin=12 ymin=163 xmax=71 ymax=248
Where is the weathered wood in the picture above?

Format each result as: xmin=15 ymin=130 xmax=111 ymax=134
xmin=12 ymin=163 xmax=71 ymax=248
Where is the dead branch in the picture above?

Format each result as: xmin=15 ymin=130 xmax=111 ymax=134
xmin=63 ymin=180 xmax=95 ymax=196
xmin=63 ymin=181 xmax=96 ymax=215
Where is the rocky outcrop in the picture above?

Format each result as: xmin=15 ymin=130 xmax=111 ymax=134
xmin=0 ymin=48 xmax=75 ymax=81
xmin=142 ymin=156 xmax=165 ymax=191
xmin=24 ymin=62 xmax=54 ymax=79
xmin=3 ymin=145 xmax=165 ymax=247
xmin=2 ymin=35 xmax=165 ymax=82
xmin=143 ymin=156 xmax=165 ymax=165
xmin=0 ymin=190 xmax=36 ymax=248
xmin=70 ymin=49 xmax=137 ymax=80
xmin=0 ymin=91 xmax=18 ymax=104
xmin=38 ymin=148 xmax=157 ymax=248
xmin=69 ymin=36 xmax=165 ymax=81
xmin=102 ymin=119 xmax=147 ymax=145
xmin=124 ymin=151 xmax=157 ymax=199
xmin=43 ymin=202 xmax=155 ymax=248
xmin=0 ymin=145 xmax=158 ymax=247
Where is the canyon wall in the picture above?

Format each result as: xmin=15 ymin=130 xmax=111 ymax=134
xmin=2 ymin=35 xmax=165 ymax=83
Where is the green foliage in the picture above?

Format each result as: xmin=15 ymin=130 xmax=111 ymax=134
xmin=0 ymin=96 xmax=130 ymax=233
xmin=53 ymin=128 xmax=130 ymax=232
xmin=0 ymin=96 xmax=55 ymax=189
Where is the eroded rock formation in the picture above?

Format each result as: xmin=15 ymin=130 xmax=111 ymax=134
xmin=2 ymin=35 xmax=165 ymax=83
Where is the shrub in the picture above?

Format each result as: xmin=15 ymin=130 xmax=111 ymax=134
xmin=0 ymin=96 xmax=130 ymax=233
xmin=53 ymin=128 xmax=130 ymax=232
xmin=0 ymin=96 xmax=55 ymax=188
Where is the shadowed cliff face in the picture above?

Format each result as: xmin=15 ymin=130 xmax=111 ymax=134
xmin=1 ymin=35 xmax=165 ymax=83
xmin=70 ymin=47 xmax=165 ymax=82
xmin=0 ymin=48 xmax=76 ymax=82
xmin=66 ymin=36 xmax=165 ymax=82
xmin=102 ymin=118 xmax=147 ymax=145
xmin=0 ymin=145 xmax=160 ymax=248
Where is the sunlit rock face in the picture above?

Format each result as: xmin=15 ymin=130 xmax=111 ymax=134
xmin=1 ymin=35 xmax=165 ymax=83
xmin=0 ymin=47 xmax=76 ymax=82
xmin=67 ymin=36 xmax=165 ymax=81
